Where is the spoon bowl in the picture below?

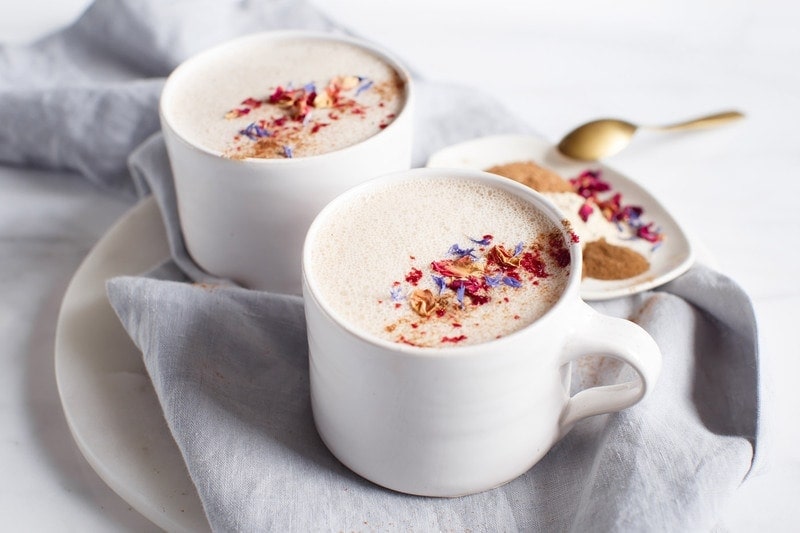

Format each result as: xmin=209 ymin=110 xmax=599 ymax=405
xmin=557 ymin=110 xmax=744 ymax=161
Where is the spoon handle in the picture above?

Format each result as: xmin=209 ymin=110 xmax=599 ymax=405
xmin=654 ymin=110 xmax=745 ymax=131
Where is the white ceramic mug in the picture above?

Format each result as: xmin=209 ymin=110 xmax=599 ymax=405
xmin=159 ymin=31 xmax=414 ymax=294
xmin=302 ymin=168 xmax=661 ymax=497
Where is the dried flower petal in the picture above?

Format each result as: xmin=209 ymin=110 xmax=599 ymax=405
xmin=578 ymin=202 xmax=594 ymax=222
xmin=431 ymin=256 xmax=484 ymax=278
xmin=431 ymin=275 xmax=446 ymax=294
xmin=239 ymin=122 xmax=271 ymax=140
xmin=313 ymin=91 xmax=333 ymax=108
xmin=520 ymin=251 xmax=548 ymax=277
xmin=241 ymin=97 xmax=262 ymax=108
xmin=409 ymin=289 xmax=439 ymax=317
xmin=455 ymin=284 xmax=466 ymax=307
xmin=485 ymin=275 xmax=502 ymax=287
xmin=441 ymin=335 xmax=467 ymax=344
xmin=337 ymin=75 xmax=360 ymax=90
xmin=390 ymin=285 xmax=405 ymax=302
xmin=267 ymin=86 xmax=292 ymax=106
xmin=449 ymin=277 xmax=484 ymax=296
xmin=487 ymin=245 xmax=520 ymax=269
xmin=570 ymin=169 xmax=611 ymax=198
xmin=469 ymin=234 xmax=493 ymax=246
xmin=448 ymin=243 xmax=476 ymax=258
xmin=355 ymin=79 xmax=374 ymax=96
xmin=225 ymin=108 xmax=251 ymax=119
xmin=636 ymin=222 xmax=664 ymax=243
xmin=405 ymin=267 xmax=423 ymax=285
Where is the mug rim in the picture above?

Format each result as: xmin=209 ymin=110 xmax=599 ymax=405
xmin=302 ymin=167 xmax=583 ymax=357
xmin=159 ymin=29 xmax=414 ymax=164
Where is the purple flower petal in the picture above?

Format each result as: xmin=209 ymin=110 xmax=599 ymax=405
xmin=355 ymin=79 xmax=374 ymax=96
xmin=485 ymin=275 xmax=502 ymax=287
xmin=468 ymin=235 xmax=493 ymax=246
xmin=431 ymin=275 xmax=446 ymax=294
xmin=390 ymin=286 xmax=404 ymax=302
xmin=448 ymin=243 xmax=475 ymax=258
xmin=456 ymin=284 xmax=466 ymax=307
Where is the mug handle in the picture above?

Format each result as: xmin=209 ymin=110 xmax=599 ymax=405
xmin=558 ymin=301 xmax=662 ymax=435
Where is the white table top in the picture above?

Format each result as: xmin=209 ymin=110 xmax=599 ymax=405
xmin=1 ymin=0 xmax=798 ymax=530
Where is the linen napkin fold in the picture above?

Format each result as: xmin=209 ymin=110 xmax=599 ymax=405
xmin=106 ymin=263 xmax=758 ymax=532
xmin=1 ymin=0 xmax=760 ymax=531
xmin=0 ymin=0 xmax=340 ymax=195
xmin=118 ymin=82 xmax=760 ymax=532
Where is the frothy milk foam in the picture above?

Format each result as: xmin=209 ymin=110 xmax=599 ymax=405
xmin=162 ymin=36 xmax=405 ymax=159
xmin=307 ymin=176 xmax=573 ymax=348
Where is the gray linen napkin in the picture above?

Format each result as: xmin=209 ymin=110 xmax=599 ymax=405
xmin=106 ymin=265 xmax=757 ymax=532
xmin=0 ymin=0 xmax=340 ymax=196
xmin=1 ymin=1 xmax=759 ymax=531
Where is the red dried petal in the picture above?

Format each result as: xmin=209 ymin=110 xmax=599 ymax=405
xmin=520 ymin=251 xmax=548 ymax=278
xmin=405 ymin=267 xmax=423 ymax=285
xmin=578 ymin=202 xmax=594 ymax=222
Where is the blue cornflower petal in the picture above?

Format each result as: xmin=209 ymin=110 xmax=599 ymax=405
xmin=283 ymin=145 xmax=294 ymax=158
xmin=513 ymin=242 xmax=524 ymax=256
xmin=239 ymin=122 xmax=271 ymax=140
xmin=303 ymin=82 xmax=316 ymax=93
xmin=355 ymin=79 xmax=374 ymax=96
xmin=390 ymin=286 xmax=405 ymax=302
xmin=502 ymin=276 xmax=522 ymax=288
xmin=485 ymin=275 xmax=502 ymax=287
xmin=456 ymin=284 xmax=466 ymax=307
xmin=448 ymin=244 xmax=475 ymax=258
xmin=468 ymin=235 xmax=492 ymax=246
xmin=432 ymin=275 xmax=446 ymax=295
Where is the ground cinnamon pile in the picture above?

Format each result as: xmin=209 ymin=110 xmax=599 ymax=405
xmin=583 ymin=238 xmax=649 ymax=280
xmin=486 ymin=160 xmax=651 ymax=281
xmin=486 ymin=161 xmax=573 ymax=193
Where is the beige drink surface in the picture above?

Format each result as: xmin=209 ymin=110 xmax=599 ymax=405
xmin=308 ymin=177 xmax=573 ymax=348
xmin=164 ymin=37 xmax=405 ymax=159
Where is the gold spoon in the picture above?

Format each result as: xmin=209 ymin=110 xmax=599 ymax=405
xmin=556 ymin=110 xmax=745 ymax=161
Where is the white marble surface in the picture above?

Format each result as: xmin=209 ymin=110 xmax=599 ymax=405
xmin=1 ymin=0 xmax=798 ymax=530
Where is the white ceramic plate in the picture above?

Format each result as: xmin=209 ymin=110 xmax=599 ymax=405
xmin=54 ymin=197 xmax=209 ymax=532
xmin=426 ymin=134 xmax=695 ymax=300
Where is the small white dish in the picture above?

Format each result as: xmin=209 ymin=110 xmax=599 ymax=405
xmin=426 ymin=134 xmax=694 ymax=300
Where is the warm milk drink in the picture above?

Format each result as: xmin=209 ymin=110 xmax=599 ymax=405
xmin=163 ymin=38 xmax=405 ymax=159
xmin=306 ymin=176 xmax=574 ymax=347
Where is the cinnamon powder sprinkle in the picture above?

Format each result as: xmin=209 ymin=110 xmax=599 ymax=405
xmin=486 ymin=161 xmax=573 ymax=193
xmin=582 ymin=238 xmax=649 ymax=280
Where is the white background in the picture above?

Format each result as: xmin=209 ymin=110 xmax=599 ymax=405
xmin=1 ymin=0 xmax=798 ymax=530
